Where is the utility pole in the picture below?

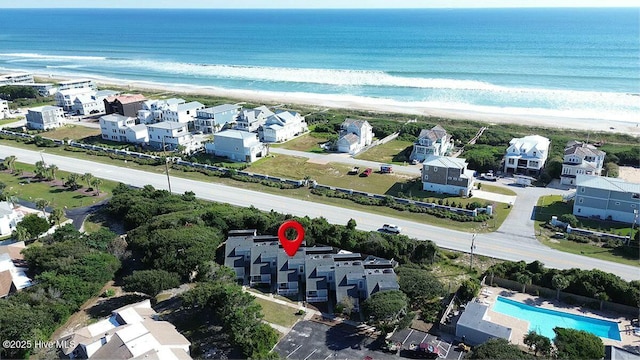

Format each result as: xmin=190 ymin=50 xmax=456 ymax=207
xmin=162 ymin=136 xmax=172 ymax=194
xmin=469 ymin=232 xmax=477 ymax=271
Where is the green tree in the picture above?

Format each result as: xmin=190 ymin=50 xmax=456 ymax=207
xmin=457 ymin=278 xmax=481 ymax=303
xmin=559 ymin=214 xmax=579 ymax=228
xmin=81 ymin=172 xmax=94 ymax=189
xmin=49 ymin=208 xmax=64 ymax=226
xmin=470 ymin=338 xmax=534 ymax=360
xmin=35 ymin=198 xmax=50 ymax=216
xmin=516 ymin=272 xmax=532 ymax=293
xmin=603 ymin=162 xmax=619 ymax=177
xmin=16 ymin=213 xmax=50 ymax=239
xmin=523 ymin=331 xmax=552 ymax=357
xmin=13 ymin=226 xmax=31 ymax=242
xmin=91 ymin=178 xmax=103 ymax=196
xmin=51 ymin=223 xmax=81 ymax=243
xmin=553 ymin=327 xmax=604 ymax=360
xmin=362 ymin=290 xmax=408 ymax=333
xmin=552 ymin=274 xmax=570 ymax=300
xmin=64 ymin=173 xmax=80 ymax=190
xmin=34 ymin=160 xmax=48 ymax=179
xmin=3 ymin=155 xmax=17 ymax=173
xmin=47 ymin=164 xmax=58 ymax=180
xmin=346 ymin=218 xmax=357 ymax=231
xmin=397 ymin=267 xmax=446 ymax=319
xmin=123 ymin=270 xmax=181 ymax=297
xmin=0 ymin=181 xmax=6 ymax=201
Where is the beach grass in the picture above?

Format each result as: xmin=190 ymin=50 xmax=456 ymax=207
xmin=355 ymin=139 xmax=414 ymax=164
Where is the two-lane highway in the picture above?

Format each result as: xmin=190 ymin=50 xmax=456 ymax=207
xmin=2 ymin=145 xmax=637 ymax=281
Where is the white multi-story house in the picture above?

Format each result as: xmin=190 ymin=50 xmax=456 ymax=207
xmin=261 ymin=110 xmax=308 ymax=143
xmin=503 ymin=135 xmax=550 ymax=176
xmin=162 ymin=101 xmax=204 ymax=130
xmin=137 ymin=98 xmax=184 ymax=124
xmin=560 ymin=141 xmax=606 ymax=186
xmin=55 ymin=87 xmax=95 ymax=110
xmin=147 ymin=121 xmax=199 ymax=153
xmin=573 ymin=175 xmax=640 ymax=224
xmin=236 ymin=105 xmax=274 ymax=132
xmin=422 ymin=155 xmax=475 ymax=197
xmin=336 ymin=119 xmax=373 ymax=154
xmin=99 ymin=114 xmax=148 ymax=144
xmin=204 ymin=129 xmax=267 ymax=163
xmin=410 ymin=125 xmax=454 ymax=162
xmin=26 ymin=106 xmax=64 ymax=130
xmin=57 ymin=79 xmax=96 ymax=91
xmin=195 ymin=104 xmax=240 ymax=134
xmin=71 ymin=90 xmax=119 ymax=115
xmin=0 ymin=73 xmax=34 ymax=85
xmin=0 ymin=202 xmax=23 ymax=236
xmin=0 ymin=100 xmax=8 ymax=113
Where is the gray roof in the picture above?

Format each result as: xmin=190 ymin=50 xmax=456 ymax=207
xmin=605 ymin=345 xmax=640 ymax=360
xmin=423 ymin=155 xmax=468 ymax=169
xmin=214 ymin=129 xmax=259 ymax=141
xmin=564 ymin=141 xmax=606 ymax=157
xmin=576 ymin=174 xmax=640 ymax=194
xmin=201 ymin=104 xmax=240 ymax=114
xmin=457 ymin=301 xmax=512 ymax=341
xmin=334 ymin=260 xmax=365 ymax=304
xmin=176 ymin=101 xmax=204 ymax=112
xmin=30 ymin=105 xmax=61 ymax=112
xmin=277 ymin=248 xmax=305 ymax=284
xmin=250 ymin=238 xmax=279 ymax=276
xmin=418 ymin=125 xmax=448 ymax=142
xmin=342 ymin=118 xmax=369 ymax=129
xmin=339 ymin=133 xmax=359 ymax=145
xmin=0 ymin=202 xmax=14 ymax=217
xmin=100 ymin=114 xmax=132 ymax=123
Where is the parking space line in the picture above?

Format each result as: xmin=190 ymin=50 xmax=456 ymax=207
xmin=303 ymin=349 xmax=318 ymax=360
xmin=402 ymin=329 xmax=414 ymax=344
xmin=421 ymin=333 xmax=429 ymax=343
xmin=457 ymin=350 xmax=464 ymax=360
xmin=286 ymin=345 xmax=303 ymax=359
xmin=324 ymin=353 xmax=333 ymax=360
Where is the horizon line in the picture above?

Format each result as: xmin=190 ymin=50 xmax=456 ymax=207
xmin=3 ymin=6 xmax=640 ymax=9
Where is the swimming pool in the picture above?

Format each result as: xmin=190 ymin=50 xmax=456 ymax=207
xmin=492 ymin=296 xmax=621 ymax=341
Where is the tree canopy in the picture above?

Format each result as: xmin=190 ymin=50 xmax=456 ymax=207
xmin=470 ymin=338 xmax=535 ymax=360
xmin=362 ymin=290 xmax=408 ymax=332
xmin=123 ymin=270 xmax=181 ymax=297
xmin=553 ymin=328 xmax=604 ymax=360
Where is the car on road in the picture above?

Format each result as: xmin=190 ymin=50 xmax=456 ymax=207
xmin=361 ymin=168 xmax=373 ymax=177
xmin=382 ymin=224 xmax=401 ymax=234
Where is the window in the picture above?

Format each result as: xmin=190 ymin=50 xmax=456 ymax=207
xmin=581 ymin=187 xmax=585 ymax=193
xmin=633 ymin=193 xmax=640 ymax=199
xmin=615 ymin=202 xmax=620 ymax=206
xmin=434 ymin=167 xmax=438 ymax=172
xmin=424 ymin=175 xmax=428 ymax=180
xmin=579 ymin=198 xmax=583 ymax=203
xmin=508 ymin=159 xmax=515 ymax=165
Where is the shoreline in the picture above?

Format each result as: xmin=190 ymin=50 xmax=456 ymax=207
xmin=35 ymin=72 xmax=640 ymax=136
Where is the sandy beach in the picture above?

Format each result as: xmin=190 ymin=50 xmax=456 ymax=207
xmin=37 ymin=72 xmax=640 ymax=136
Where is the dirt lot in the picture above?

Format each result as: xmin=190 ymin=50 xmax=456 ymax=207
xmin=618 ymin=166 xmax=640 ymax=184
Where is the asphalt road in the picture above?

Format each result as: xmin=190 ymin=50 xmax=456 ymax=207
xmin=2 ymin=144 xmax=637 ymax=281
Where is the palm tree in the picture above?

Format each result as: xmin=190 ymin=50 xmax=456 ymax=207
xmin=47 ymin=164 xmax=59 ymax=181
xmin=65 ymin=173 xmax=80 ymax=190
xmin=91 ymin=178 xmax=103 ymax=196
xmin=81 ymin=173 xmax=94 ymax=189
xmin=551 ymin=274 xmax=570 ymax=300
xmin=13 ymin=227 xmax=31 ymax=242
xmin=35 ymin=198 xmax=50 ymax=216
xmin=49 ymin=208 xmax=64 ymax=226
xmin=34 ymin=160 xmax=47 ymax=179
xmin=3 ymin=155 xmax=16 ymax=173
xmin=516 ymin=273 xmax=532 ymax=294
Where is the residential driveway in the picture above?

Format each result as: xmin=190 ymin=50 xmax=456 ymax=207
xmin=471 ymin=189 xmax=516 ymax=204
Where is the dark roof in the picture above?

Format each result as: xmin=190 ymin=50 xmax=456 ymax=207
xmin=0 ymin=270 xmax=13 ymax=297
xmin=418 ymin=125 xmax=448 ymax=142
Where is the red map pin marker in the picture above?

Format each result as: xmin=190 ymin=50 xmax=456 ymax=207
xmin=278 ymin=220 xmax=305 ymax=257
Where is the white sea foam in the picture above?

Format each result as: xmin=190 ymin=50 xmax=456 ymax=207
xmin=0 ymin=53 xmax=107 ymax=61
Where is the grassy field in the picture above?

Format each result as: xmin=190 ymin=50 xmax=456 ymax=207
xmin=0 ymin=118 xmax=22 ymax=127
xmin=252 ymin=297 xmax=301 ymax=328
xmin=534 ymin=195 xmax=637 ymax=266
xmin=355 ymin=139 xmax=414 ymax=164
xmin=42 ymin=125 xmax=101 ymax=141
xmin=247 ymin=154 xmax=414 ymax=195
xmin=0 ymin=162 xmax=117 ymax=209
xmin=272 ymin=133 xmax=329 ymax=152
xmin=478 ymin=183 xmax=517 ymax=196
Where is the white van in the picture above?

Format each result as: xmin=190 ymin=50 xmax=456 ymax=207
xmin=382 ymin=224 xmax=401 ymax=234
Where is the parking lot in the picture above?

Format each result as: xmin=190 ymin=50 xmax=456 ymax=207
xmin=275 ymin=321 xmax=465 ymax=360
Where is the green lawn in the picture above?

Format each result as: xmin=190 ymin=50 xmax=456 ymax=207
xmin=478 ymin=183 xmax=517 ymax=196
xmin=272 ymin=133 xmax=329 ymax=152
xmin=355 ymin=139 xmax=414 ymax=164
xmin=535 ymin=195 xmax=638 ymax=266
xmin=0 ymin=118 xmax=22 ymax=127
xmin=0 ymin=162 xmax=118 ymax=209
xmin=247 ymin=154 xmax=413 ymax=195
xmin=42 ymin=125 xmax=101 ymax=141
xmin=252 ymin=297 xmax=301 ymax=328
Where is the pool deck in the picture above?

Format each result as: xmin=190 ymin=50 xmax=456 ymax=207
xmin=476 ymin=285 xmax=640 ymax=351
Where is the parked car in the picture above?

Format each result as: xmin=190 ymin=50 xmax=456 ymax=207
xmin=382 ymin=224 xmax=401 ymax=234
xmin=361 ymin=168 xmax=373 ymax=177
xmin=348 ymin=166 xmax=360 ymax=175
xmin=380 ymin=164 xmax=393 ymax=173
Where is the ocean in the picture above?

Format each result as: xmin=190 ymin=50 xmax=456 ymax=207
xmin=0 ymin=8 xmax=638 ymax=122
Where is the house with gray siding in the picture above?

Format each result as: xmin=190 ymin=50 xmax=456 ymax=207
xmin=422 ymin=155 xmax=475 ymax=197
xmin=224 ymin=230 xmax=398 ymax=308
xmin=410 ymin=125 xmax=454 ymax=162
xmin=204 ymin=129 xmax=267 ymax=163
xmin=236 ymin=106 xmax=274 ymax=133
xmin=26 ymin=105 xmax=64 ymax=130
xmin=195 ymin=104 xmax=240 ymax=134
xmin=573 ymin=175 xmax=640 ymax=224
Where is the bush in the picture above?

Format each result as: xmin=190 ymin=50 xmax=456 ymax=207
xmin=15 ymin=213 xmax=51 ymax=239
xmin=123 ymin=270 xmax=181 ymax=297
xmin=559 ymin=214 xmax=579 ymax=228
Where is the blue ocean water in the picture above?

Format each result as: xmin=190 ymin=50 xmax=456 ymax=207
xmin=0 ymin=8 xmax=638 ymax=121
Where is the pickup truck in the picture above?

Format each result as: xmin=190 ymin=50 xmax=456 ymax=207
xmin=480 ymin=172 xmax=497 ymax=181
xmin=348 ymin=166 xmax=360 ymax=175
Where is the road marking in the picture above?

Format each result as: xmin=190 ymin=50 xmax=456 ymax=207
xmin=421 ymin=333 xmax=429 ymax=343
xmin=402 ymin=329 xmax=413 ymax=344
xmin=303 ymin=349 xmax=318 ymax=360
xmin=457 ymin=350 xmax=464 ymax=360
xmin=324 ymin=354 xmax=333 ymax=360
xmin=287 ymin=345 xmax=303 ymax=359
